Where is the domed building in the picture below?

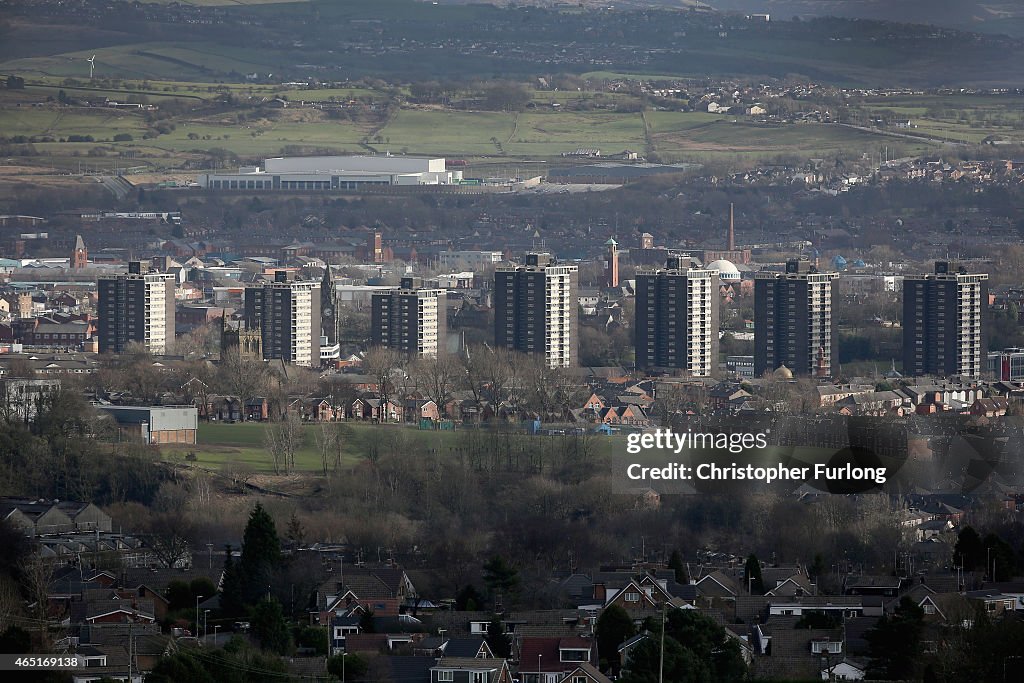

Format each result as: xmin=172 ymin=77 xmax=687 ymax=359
xmin=773 ymin=365 xmax=794 ymax=380
xmin=706 ymin=259 xmax=741 ymax=282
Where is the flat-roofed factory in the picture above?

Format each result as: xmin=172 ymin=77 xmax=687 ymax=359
xmin=197 ymin=155 xmax=462 ymax=191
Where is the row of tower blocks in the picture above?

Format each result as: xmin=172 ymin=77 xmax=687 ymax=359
xmin=97 ymin=257 xmax=989 ymax=378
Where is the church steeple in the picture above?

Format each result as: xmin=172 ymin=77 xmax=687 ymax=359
xmin=71 ymin=234 xmax=87 ymax=270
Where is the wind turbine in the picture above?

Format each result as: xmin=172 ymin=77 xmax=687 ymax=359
xmin=87 ymin=55 xmax=96 ymax=79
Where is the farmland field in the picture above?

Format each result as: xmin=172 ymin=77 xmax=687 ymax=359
xmin=378 ymin=109 xmax=516 ymax=157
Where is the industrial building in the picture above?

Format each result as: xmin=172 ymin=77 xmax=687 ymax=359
xmin=98 ymin=405 xmax=198 ymax=445
xmin=197 ymin=155 xmax=462 ymax=191
xmin=437 ymin=250 xmax=504 ymax=270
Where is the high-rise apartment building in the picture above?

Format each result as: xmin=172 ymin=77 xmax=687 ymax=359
xmin=635 ymin=255 xmax=720 ymax=376
xmin=903 ymin=261 xmax=988 ymax=378
xmin=371 ymin=277 xmax=447 ymax=357
xmin=494 ymin=253 xmax=578 ymax=368
xmin=97 ymin=262 xmax=175 ymax=355
xmin=754 ymin=258 xmax=837 ymax=377
xmin=244 ymin=271 xmax=321 ymax=367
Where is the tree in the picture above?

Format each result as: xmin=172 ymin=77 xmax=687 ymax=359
xmin=294 ymin=625 xmax=328 ymax=656
xmin=327 ymin=652 xmax=368 ymax=681
xmin=220 ymin=544 xmax=244 ymax=616
xmin=284 ymin=511 xmax=306 ymax=550
xmin=455 ymin=584 xmax=483 ymax=611
xmin=954 ymin=525 xmax=986 ymax=571
xmin=167 ymin=580 xmax=193 ymax=611
xmin=359 ymin=609 xmax=375 ymax=633
xmin=482 ymin=555 xmax=520 ymax=602
xmin=141 ymin=507 xmax=195 ymax=569
xmin=596 ymin=604 xmax=635 ymax=673
xmin=662 ymin=609 xmax=746 ymax=682
xmin=486 ymin=616 xmax=510 ymax=658
xmin=190 ymin=577 xmax=217 ymax=603
xmin=315 ymin=421 xmax=350 ymax=476
xmin=362 ymin=347 xmax=406 ymax=420
xmin=217 ymin=349 xmax=270 ymax=422
xmin=667 ymin=550 xmax=688 ymax=585
xmin=411 ymin=353 xmax=459 ymax=422
xmin=264 ymin=411 xmax=303 ymax=474
xmin=252 ymin=598 xmax=291 ymax=655
xmin=982 ymin=532 xmax=1017 ymax=581
xmin=239 ymin=503 xmax=281 ymax=605
xmin=619 ymin=635 xmax=702 ymax=683
xmin=744 ymin=554 xmax=765 ymax=595
xmin=865 ymin=596 xmax=924 ymax=680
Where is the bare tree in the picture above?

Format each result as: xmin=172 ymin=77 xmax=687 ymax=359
xmin=459 ymin=345 xmax=489 ymax=421
xmin=0 ymin=575 xmax=22 ymax=632
xmin=483 ymin=347 xmax=517 ymax=417
xmin=363 ymin=346 xmax=406 ymax=418
xmin=315 ymin=421 xmax=350 ymax=476
xmin=522 ymin=354 xmax=585 ymax=422
xmin=217 ymin=348 xmax=270 ymax=422
xmin=412 ymin=353 xmax=458 ymax=421
xmin=144 ymin=512 xmax=195 ymax=569
xmin=20 ymin=556 xmax=54 ymax=646
xmin=264 ymin=411 xmax=304 ymax=474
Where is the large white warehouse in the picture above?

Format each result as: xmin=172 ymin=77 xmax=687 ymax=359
xmin=197 ymin=155 xmax=462 ymax=191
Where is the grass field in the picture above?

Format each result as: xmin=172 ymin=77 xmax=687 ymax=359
xmin=379 ymin=110 xmax=516 ymax=156
xmin=162 ymin=421 xmax=463 ymax=474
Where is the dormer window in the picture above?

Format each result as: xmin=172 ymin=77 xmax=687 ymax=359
xmin=560 ymin=648 xmax=588 ymax=662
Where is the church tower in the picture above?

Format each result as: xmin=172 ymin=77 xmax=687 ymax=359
xmin=605 ymin=238 xmax=619 ymax=288
xmin=71 ymin=235 xmax=87 ymax=270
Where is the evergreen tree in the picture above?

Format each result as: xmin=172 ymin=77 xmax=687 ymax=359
xmin=221 ymin=544 xmax=244 ymax=616
xmin=595 ymin=604 xmax=635 ymax=674
xmin=809 ymin=553 xmax=826 ymax=582
xmin=327 ymin=653 xmax=368 ymax=680
xmin=482 ymin=555 xmax=519 ymax=602
xmin=954 ymin=526 xmax=985 ymax=571
xmin=252 ymin=598 xmax=291 ymax=655
xmin=240 ymin=503 xmax=281 ymax=604
xmin=667 ymin=549 xmax=688 ymax=584
xmin=744 ymin=554 xmax=765 ymax=595
xmin=486 ymin=616 xmax=510 ymax=658
xmin=455 ymin=584 xmax=483 ymax=611
xmin=865 ymin=596 xmax=924 ymax=680
xmin=359 ymin=609 xmax=376 ymax=634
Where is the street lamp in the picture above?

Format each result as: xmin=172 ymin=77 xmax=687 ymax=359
xmin=204 ymin=609 xmax=210 ymax=640
xmin=213 ymin=625 xmax=220 ymax=645
xmin=342 ymin=652 xmax=348 ymax=683
xmin=195 ymin=596 xmax=200 ymax=639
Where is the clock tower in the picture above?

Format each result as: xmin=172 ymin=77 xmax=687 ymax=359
xmin=321 ymin=263 xmax=338 ymax=345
